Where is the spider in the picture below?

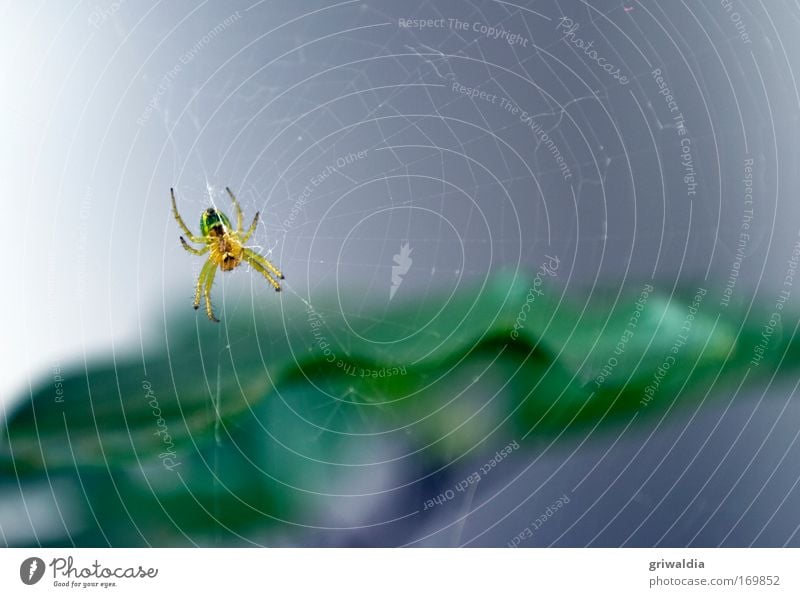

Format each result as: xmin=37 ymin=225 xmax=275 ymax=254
xmin=170 ymin=186 xmax=284 ymax=322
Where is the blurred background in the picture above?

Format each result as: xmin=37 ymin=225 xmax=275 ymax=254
xmin=2 ymin=0 xmax=800 ymax=547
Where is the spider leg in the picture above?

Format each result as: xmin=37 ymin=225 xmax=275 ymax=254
xmin=171 ymin=188 xmax=204 ymax=243
xmin=240 ymin=211 xmax=260 ymax=243
xmin=203 ymin=263 xmax=220 ymax=322
xmin=194 ymin=259 xmax=216 ymax=313
xmin=180 ymin=236 xmax=209 ymax=255
xmin=243 ymin=251 xmax=282 ymax=291
xmin=225 ymin=186 xmax=244 ymax=233
xmin=243 ymin=248 xmax=285 ymax=280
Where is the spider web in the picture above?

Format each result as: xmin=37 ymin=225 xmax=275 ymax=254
xmin=7 ymin=0 xmax=800 ymax=550
xmin=136 ymin=0 xmax=793 ymax=547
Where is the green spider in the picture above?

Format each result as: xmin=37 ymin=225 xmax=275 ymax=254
xmin=170 ymin=187 xmax=284 ymax=322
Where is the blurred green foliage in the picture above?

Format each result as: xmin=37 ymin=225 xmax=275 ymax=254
xmin=1 ymin=272 xmax=796 ymax=545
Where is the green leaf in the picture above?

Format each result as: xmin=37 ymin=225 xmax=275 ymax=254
xmin=1 ymin=271 xmax=794 ymax=476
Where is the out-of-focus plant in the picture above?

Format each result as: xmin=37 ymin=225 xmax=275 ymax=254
xmin=1 ymin=272 xmax=795 ymax=545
